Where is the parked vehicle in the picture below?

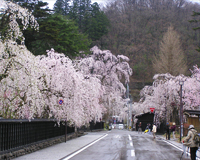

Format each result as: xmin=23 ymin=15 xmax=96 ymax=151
xmin=118 ymin=124 xmax=124 ymax=129
xmin=109 ymin=124 xmax=112 ymax=130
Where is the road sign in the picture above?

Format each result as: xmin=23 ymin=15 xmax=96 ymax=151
xmin=59 ymin=99 xmax=63 ymax=105
xmin=150 ymin=108 xmax=155 ymax=113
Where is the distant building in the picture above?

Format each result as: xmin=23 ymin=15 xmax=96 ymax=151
xmin=135 ymin=112 xmax=154 ymax=131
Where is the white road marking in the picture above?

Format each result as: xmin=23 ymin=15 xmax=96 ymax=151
xmin=164 ymin=140 xmax=183 ymax=152
xmin=131 ymin=150 xmax=135 ymax=157
xmin=128 ymin=135 xmax=135 ymax=157
xmin=128 ymin=134 xmax=132 ymax=141
xmin=164 ymin=140 xmax=200 ymax=160
xmin=114 ymin=135 xmax=120 ymax=138
xmin=62 ymin=134 xmax=108 ymax=160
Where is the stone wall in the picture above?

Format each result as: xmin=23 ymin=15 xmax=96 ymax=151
xmin=0 ymin=131 xmax=85 ymax=160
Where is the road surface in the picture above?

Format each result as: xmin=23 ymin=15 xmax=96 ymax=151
xmin=62 ymin=129 xmax=190 ymax=160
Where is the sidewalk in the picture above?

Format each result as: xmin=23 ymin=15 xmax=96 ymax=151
xmin=13 ymin=132 xmax=107 ymax=160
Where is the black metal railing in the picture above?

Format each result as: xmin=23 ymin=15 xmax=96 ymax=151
xmin=0 ymin=119 xmax=104 ymax=155
xmin=89 ymin=121 xmax=104 ymax=131
xmin=0 ymin=119 xmax=74 ymax=153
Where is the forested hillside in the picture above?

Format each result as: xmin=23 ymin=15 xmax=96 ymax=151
xmin=98 ymin=0 xmax=200 ymax=84
xmin=3 ymin=0 xmax=200 ymax=101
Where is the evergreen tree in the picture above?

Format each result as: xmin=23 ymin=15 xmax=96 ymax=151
xmin=29 ymin=14 xmax=91 ymax=58
xmin=21 ymin=1 xmax=52 ymax=50
xmin=69 ymin=0 xmax=91 ymax=30
xmin=68 ymin=1 xmax=109 ymax=42
xmin=54 ymin=0 xmax=70 ymax=15
xmin=68 ymin=0 xmax=79 ymax=23
xmin=85 ymin=2 xmax=109 ymax=41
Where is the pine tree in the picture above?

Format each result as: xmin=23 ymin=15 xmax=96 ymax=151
xmin=85 ymin=2 xmax=109 ymax=41
xmin=29 ymin=14 xmax=91 ymax=58
xmin=54 ymin=0 xmax=70 ymax=15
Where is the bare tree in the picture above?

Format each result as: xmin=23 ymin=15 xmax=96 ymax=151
xmin=153 ymin=25 xmax=187 ymax=76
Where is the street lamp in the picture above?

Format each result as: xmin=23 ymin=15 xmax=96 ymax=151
xmin=179 ymin=80 xmax=184 ymax=142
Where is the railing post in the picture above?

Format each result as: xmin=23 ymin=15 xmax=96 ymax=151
xmin=65 ymin=121 xmax=67 ymax=143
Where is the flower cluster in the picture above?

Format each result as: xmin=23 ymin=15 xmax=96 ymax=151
xmin=76 ymin=46 xmax=133 ymax=119
xmin=133 ymin=68 xmax=200 ymax=123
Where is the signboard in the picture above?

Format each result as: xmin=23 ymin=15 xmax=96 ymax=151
xmin=150 ymin=108 xmax=155 ymax=113
xmin=59 ymin=99 xmax=64 ymax=105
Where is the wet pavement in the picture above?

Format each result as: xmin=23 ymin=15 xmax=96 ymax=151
xmin=13 ymin=130 xmax=200 ymax=160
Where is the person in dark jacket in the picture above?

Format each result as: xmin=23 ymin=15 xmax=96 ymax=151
xmin=138 ymin=122 xmax=142 ymax=134
xmin=183 ymin=125 xmax=199 ymax=160
xmin=165 ymin=122 xmax=170 ymax=140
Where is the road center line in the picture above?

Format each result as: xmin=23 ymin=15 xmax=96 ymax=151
xmin=128 ymin=134 xmax=132 ymax=141
xmin=130 ymin=142 xmax=133 ymax=146
xmin=62 ymin=134 xmax=108 ymax=160
xmin=131 ymin=150 xmax=135 ymax=157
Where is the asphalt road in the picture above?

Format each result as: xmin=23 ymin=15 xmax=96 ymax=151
xmin=64 ymin=129 xmax=190 ymax=160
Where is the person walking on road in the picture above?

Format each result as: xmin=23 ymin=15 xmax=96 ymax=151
xmin=165 ymin=122 xmax=170 ymax=140
xmin=138 ymin=122 xmax=142 ymax=134
xmin=152 ymin=123 xmax=157 ymax=139
xmin=171 ymin=122 xmax=176 ymax=139
xmin=183 ymin=125 xmax=199 ymax=160
xmin=148 ymin=123 xmax=151 ymax=134
xmin=144 ymin=123 xmax=149 ymax=133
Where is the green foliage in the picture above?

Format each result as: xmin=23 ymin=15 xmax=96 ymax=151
xmin=68 ymin=0 xmax=92 ymax=30
xmin=65 ymin=1 xmax=110 ymax=44
xmin=196 ymin=47 xmax=200 ymax=52
xmin=0 ymin=14 xmax=10 ymax=41
xmin=28 ymin=14 xmax=91 ymax=58
xmin=54 ymin=0 xmax=65 ymax=15
xmin=54 ymin=0 xmax=71 ymax=15
xmin=85 ymin=3 xmax=110 ymax=41
xmin=7 ymin=0 xmax=91 ymax=58
xmin=9 ymin=0 xmax=108 ymax=57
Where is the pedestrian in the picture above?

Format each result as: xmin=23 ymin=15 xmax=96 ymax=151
xmin=138 ymin=122 xmax=142 ymax=134
xmin=170 ymin=122 xmax=176 ymax=139
xmin=148 ymin=123 xmax=151 ymax=134
xmin=165 ymin=122 xmax=170 ymax=140
xmin=144 ymin=123 xmax=149 ymax=133
xmin=152 ymin=123 xmax=157 ymax=139
xmin=183 ymin=125 xmax=199 ymax=160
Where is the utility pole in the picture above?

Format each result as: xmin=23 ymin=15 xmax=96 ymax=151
xmin=127 ymin=83 xmax=129 ymax=130
xmin=129 ymin=95 xmax=133 ymax=131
